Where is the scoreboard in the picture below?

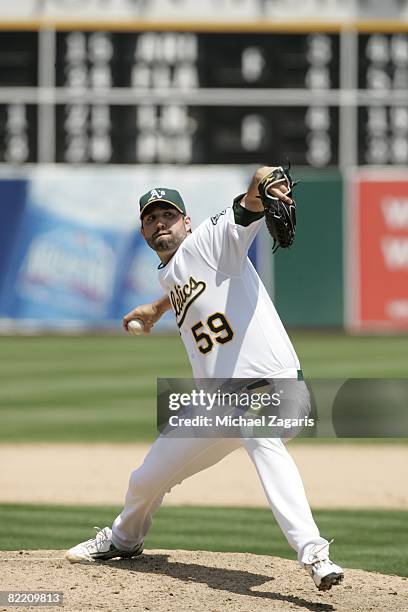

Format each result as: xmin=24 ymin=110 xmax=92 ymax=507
xmin=0 ymin=25 xmax=407 ymax=166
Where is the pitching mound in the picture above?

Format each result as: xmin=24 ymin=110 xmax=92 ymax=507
xmin=1 ymin=549 xmax=407 ymax=612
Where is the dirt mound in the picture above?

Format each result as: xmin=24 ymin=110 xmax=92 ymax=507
xmin=1 ymin=549 xmax=407 ymax=611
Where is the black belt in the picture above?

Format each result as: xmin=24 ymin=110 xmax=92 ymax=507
xmin=246 ymin=369 xmax=304 ymax=391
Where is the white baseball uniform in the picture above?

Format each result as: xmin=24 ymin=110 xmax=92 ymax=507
xmin=112 ymin=196 xmax=328 ymax=564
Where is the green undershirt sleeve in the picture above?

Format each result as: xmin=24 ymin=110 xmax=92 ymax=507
xmin=232 ymin=193 xmax=265 ymax=227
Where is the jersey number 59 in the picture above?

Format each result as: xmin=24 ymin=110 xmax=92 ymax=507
xmin=191 ymin=312 xmax=234 ymax=355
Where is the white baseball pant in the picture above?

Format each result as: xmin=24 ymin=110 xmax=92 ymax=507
xmin=111 ymin=379 xmax=328 ymax=564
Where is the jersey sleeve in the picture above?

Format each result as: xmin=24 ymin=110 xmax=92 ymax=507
xmin=190 ymin=195 xmax=264 ymax=275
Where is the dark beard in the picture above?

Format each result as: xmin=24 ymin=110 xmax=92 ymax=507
xmin=146 ymin=234 xmax=182 ymax=253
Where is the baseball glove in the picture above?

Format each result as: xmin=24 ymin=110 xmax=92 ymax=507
xmin=258 ymin=165 xmax=298 ymax=253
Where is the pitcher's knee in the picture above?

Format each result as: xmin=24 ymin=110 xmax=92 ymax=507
xmin=129 ymin=467 xmax=155 ymax=494
xmin=127 ymin=467 xmax=158 ymax=497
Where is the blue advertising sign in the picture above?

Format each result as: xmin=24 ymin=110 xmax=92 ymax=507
xmin=0 ymin=166 xmax=251 ymax=330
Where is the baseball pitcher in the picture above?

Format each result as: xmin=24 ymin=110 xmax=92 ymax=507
xmin=66 ymin=166 xmax=344 ymax=592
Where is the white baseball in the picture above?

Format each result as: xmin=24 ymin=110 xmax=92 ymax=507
xmin=127 ymin=319 xmax=145 ymax=336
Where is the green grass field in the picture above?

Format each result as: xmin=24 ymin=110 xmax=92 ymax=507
xmin=0 ymin=333 xmax=407 ymax=442
xmin=0 ymin=503 xmax=407 ymax=577
xmin=1 ymin=333 xmax=407 ymax=572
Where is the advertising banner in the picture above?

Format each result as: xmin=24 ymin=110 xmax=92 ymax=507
xmin=0 ymin=179 xmax=28 ymax=287
xmin=0 ymin=166 xmax=250 ymax=330
xmin=348 ymin=170 xmax=408 ymax=331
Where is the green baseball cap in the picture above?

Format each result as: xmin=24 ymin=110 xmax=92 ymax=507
xmin=139 ymin=187 xmax=186 ymax=219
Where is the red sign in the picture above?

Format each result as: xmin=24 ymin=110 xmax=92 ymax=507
xmin=348 ymin=172 xmax=408 ymax=331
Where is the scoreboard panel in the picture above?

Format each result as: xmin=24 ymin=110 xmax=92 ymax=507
xmin=358 ymin=33 xmax=408 ymax=165
xmin=55 ymin=31 xmax=340 ymax=89
xmin=0 ymin=104 xmax=37 ymax=164
xmin=0 ymin=31 xmax=38 ymax=87
xmin=55 ymin=104 xmax=339 ymax=165
xmin=0 ymin=26 xmax=407 ymax=166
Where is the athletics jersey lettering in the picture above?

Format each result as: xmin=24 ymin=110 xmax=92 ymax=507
xmin=159 ymin=205 xmax=300 ymax=378
xmin=170 ymin=276 xmax=206 ymax=327
xmin=210 ymin=209 xmax=227 ymax=225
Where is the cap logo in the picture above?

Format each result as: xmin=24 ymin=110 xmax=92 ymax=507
xmin=148 ymin=189 xmax=166 ymax=202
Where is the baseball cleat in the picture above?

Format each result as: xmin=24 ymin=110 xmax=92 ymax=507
xmin=302 ymin=541 xmax=344 ymax=591
xmin=65 ymin=526 xmax=143 ymax=564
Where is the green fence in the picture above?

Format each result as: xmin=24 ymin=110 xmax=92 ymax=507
xmin=273 ymin=169 xmax=343 ymax=327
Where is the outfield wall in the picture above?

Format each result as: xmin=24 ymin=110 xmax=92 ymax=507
xmin=0 ymin=165 xmax=407 ymax=331
xmin=274 ymin=169 xmax=344 ymax=327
